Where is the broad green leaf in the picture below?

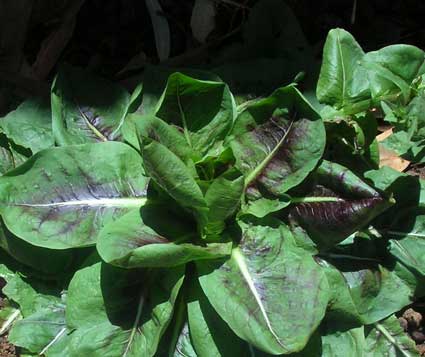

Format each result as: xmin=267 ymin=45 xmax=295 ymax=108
xmin=365 ymin=315 xmax=419 ymax=356
xmin=0 ymin=98 xmax=53 ymax=153
xmin=97 ymin=208 xmax=231 ymax=268
xmin=316 ymin=28 xmax=369 ymax=108
xmin=361 ymin=44 xmax=425 ymax=103
xmin=0 ymin=264 xmax=66 ymax=354
xmin=0 ymin=142 xmax=148 ymax=249
xmin=319 ymin=257 xmax=413 ymax=326
xmin=155 ymin=73 xmax=236 ymax=156
xmin=231 ymin=85 xmax=325 ymax=203
xmin=49 ymin=262 xmax=184 ymax=357
xmin=197 ymin=222 xmax=329 ymax=354
xmin=141 ymin=139 xmax=208 ymax=227
xmin=321 ymin=326 xmax=365 ymax=357
xmin=51 ymin=65 xmax=130 ymax=145
xmin=187 ymin=278 xmax=249 ymax=357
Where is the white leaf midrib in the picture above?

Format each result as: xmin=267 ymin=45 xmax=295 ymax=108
xmin=9 ymin=197 xmax=147 ymax=208
xmin=232 ymin=248 xmax=285 ymax=349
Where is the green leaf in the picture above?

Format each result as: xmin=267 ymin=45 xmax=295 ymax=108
xmin=155 ymin=73 xmax=236 ymax=156
xmin=316 ymin=28 xmax=369 ymax=108
xmin=0 ymin=142 xmax=148 ymax=249
xmin=365 ymin=315 xmax=419 ymax=356
xmin=0 ymin=98 xmax=53 ymax=153
xmin=141 ymin=139 xmax=208 ymax=227
xmin=51 ymin=65 xmax=131 ymax=145
xmin=321 ymin=326 xmax=365 ymax=357
xmin=97 ymin=208 xmax=231 ymax=268
xmin=231 ymin=85 xmax=325 ymax=201
xmin=0 ymin=264 xmax=66 ymax=354
xmin=197 ymin=221 xmax=329 ymax=354
xmin=319 ymin=256 xmax=413 ymax=326
xmin=49 ymin=262 xmax=184 ymax=357
xmin=361 ymin=44 xmax=425 ymax=103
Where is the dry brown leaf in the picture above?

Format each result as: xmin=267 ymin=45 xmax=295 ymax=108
xmin=376 ymin=127 xmax=410 ymax=171
xmin=376 ymin=127 xmax=393 ymax=142
xmin=378 ymin=145 xmax=410 ymax=171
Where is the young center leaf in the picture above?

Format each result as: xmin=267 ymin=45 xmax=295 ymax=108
xmin=0 ymin=142 xmax=148 ymax=249
xmin=197 ymin=221 xmax=330 ymax=355
xmin=52 ymin=65 xmax=131 ymax=145
xmin=155 ymin=72 xmax=236 ymax=157
xmin=97 ymin=208 xmax=231 ymax=268
xmin=140 ymin=138 xmax=209 ymax=228
xmin=231 ymin=85 xmax=325 ymax=217
xmin=316 ymin=28 xmax=370 ymax=109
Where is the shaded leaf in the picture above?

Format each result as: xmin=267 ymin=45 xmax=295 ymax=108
xmin=0 ymin=98 xmax=53 ymax=153
xmin=48 ymin=262 xmax=184 ymax=357
xmin=52 ymin=65 xmax=130 ymax=145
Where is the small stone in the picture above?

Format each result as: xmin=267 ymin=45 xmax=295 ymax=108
xmin=403 ymin=308 xmax=423 ymax=329
xmin=399 ymin=316 xmax=409 ymax=331
xmin=412 ymin=331 xmax=425 ymax=344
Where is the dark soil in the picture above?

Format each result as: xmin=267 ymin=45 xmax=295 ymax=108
xmin=399 ymin=300 xmax=425 ymax=356
xmin=0 ymin=278 xmax=18 ymax=357
xmin=0 ymin=334 xmax=18 ymax=357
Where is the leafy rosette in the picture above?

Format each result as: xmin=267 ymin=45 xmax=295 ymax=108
xmin=0 ymin=57 xmax=421 ymax=357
